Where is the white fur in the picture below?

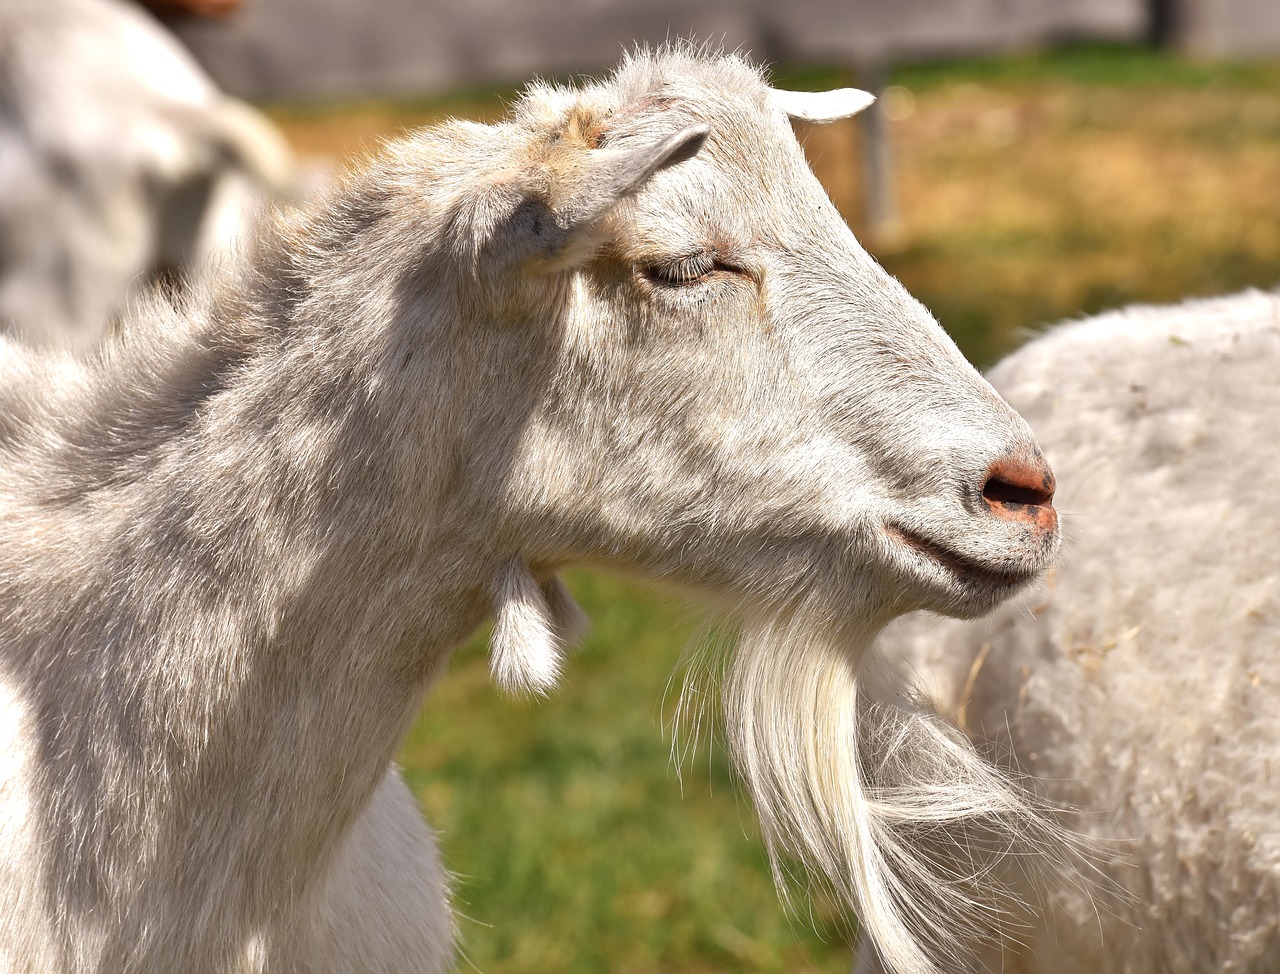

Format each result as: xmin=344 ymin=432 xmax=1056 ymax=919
xmin=0 ymin=0 xmax=294 ymax=349
xmin=0 ymin=48 xmax=1060 ymax=973
xmin=490 ymin=561 xmax=569 ymax=695
xmin=866 ymin=289 xmax=1280 ymax=972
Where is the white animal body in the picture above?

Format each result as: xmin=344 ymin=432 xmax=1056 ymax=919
xmin=0 ymin=50 xmax=1061 ymax=973
xmin=860 ymin=290 xmax=1280 ymax=973
xmin=0 ymin=0 xmax=294 ymax=348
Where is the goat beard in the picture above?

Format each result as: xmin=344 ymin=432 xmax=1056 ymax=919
xmin=711 ymin=613 xmax=1087 ymax=974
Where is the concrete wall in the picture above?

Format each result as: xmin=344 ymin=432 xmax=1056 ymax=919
xmin=1172 ymin=0 xmax=1280 ymax=58
xmin=768 ymin=0 xmax=1147 ymax=64
xmin=170 ymin=0 xmax=1149 ymax=101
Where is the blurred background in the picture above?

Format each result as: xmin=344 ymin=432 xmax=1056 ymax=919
xmin=8 ymin=0 xmax=1279 ymax=970
xmin=164 ymin=0 xmax=1280 ymax=367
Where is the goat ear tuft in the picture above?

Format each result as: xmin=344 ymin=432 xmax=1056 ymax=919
xmin=490 ymin=561 xmax=578 ymax=696
xmin=769 ymin=87 xmax=875 ymax=123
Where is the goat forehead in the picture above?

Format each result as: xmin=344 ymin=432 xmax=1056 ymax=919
xmin=521 ymin=51 xmax=782 ymax=153
xmin=614 ymin=122 xmax=828 ymax=245
xmin=591 ymin=48 xmax=772 ymax=114
xmin=612 ymin=88 xmax=785 ymax=160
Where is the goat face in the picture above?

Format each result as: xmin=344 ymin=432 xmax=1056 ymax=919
xmin=363 ymin=54 xmax=1070 ymax=966
xmin=453 ymin=58 xmax=1058 ymax=636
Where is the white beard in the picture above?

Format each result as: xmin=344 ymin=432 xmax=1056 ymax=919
xmin=710 ymin=613 xmax=1093 ymax=974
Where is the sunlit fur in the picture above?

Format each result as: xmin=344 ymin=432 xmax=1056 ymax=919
xmin=0 ymin=46 xmax=1061 ymax=973
xmin=719 ymin=612 xmax=1091 ymax=974
xmin=865 ymin=290 xmax=1280 ymax=973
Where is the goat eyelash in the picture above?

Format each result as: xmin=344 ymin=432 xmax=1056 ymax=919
xmin=641 ymin=252 xmax=749 ymax=288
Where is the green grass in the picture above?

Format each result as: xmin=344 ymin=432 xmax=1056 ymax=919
xmin=264 ymin=42 xmax=1280 ymax=972
xmin=400 ymin=573 xmax=850 ymax=973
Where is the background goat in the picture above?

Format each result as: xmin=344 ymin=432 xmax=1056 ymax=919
xmin=0 ymin=0 xmax=294 ymax=349
xmin=0 ymin=49 xmax=1062 ymax=973
xmin=857 ymin=288 xmax=1280 ymax=972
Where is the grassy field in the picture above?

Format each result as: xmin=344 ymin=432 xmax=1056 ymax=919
xmin=267 ymin=46 xmax=1280 ymax=973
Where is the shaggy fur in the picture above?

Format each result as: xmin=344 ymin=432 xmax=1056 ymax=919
xmin=865 ymin=289 xmax=1280 ymax=973
xmin=0 ymin=48 xmax=1060 ymax=973
xmin=0 ymin=0 xmax=294 ymax=347
xmin=721 ymin=614 xmax=1086 ymax=974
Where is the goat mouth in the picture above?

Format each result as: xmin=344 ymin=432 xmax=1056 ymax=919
xmin=884 ymin=523 xmax=1038 ymax=593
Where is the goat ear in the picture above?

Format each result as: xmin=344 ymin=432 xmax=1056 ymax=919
xmin=508 ymin=124 xmax=709 ymax=271
xmin=489 ymin=562 xmax=588 ymax=696
xmin=565 ymin=124 xmax=709 ymax=226
xmin=769 ymin=87 xmax=875 ymax=123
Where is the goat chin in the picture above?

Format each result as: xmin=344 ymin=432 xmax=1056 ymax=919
xmin=714 ymin=614 xmax=1090 ymax=974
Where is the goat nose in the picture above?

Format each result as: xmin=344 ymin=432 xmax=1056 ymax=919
xmin=982 ymin=455 xmax=1058 ymax=534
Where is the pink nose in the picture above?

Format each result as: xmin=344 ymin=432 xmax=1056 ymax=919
xmin=982 ymin=455 xmax=1057 ymax=534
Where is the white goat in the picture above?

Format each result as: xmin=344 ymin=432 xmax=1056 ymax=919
xmin=0 ymin=0 xmax=294 ymax=349
xmin=858 ymin=289 xmax=1280 ymax=973
xmin=0 ymin=49 xmax=1064 ymax=973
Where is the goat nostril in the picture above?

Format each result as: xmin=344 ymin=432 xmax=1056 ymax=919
xmin=982 ymin=477 xmax=1053 ymax=508
xmin=982 ymin=456 xmax=1057 ymax=530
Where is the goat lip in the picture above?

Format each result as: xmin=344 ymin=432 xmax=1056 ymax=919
xmin=884 ymin=523 xmax=1039 ymax=592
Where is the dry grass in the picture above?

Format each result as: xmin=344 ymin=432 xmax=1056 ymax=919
xmin=798 ymin=62 xmax=1280 ymax=361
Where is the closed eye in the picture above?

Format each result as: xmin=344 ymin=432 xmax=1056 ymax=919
xmin=641 ymin=251 xmax=751 ymax=288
